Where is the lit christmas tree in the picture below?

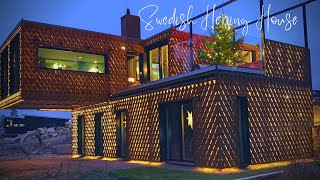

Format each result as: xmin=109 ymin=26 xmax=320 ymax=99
xmin=199 ymin=14 xmax=246 ymax=66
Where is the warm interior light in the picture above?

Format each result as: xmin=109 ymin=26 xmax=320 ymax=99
xmin=89 ymin=67 xmax=99 ymax=73
xmin=94 ymin=61 xmax=97 ymax=63
xmin=121 ymin=46 xmax=126 ymax=51
xmin=53 ymin=63 xmax=63 ymax=69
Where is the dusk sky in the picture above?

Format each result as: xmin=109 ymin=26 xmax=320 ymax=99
xmin=0 ymin=0 xmax=319 ymax=93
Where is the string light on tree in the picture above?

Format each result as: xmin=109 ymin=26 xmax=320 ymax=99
xmin=199 ymin=14 xmax=247 ymax=66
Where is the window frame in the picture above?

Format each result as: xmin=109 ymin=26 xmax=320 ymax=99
xmin=37 ymin=46 xmax=109 ymax=74
xmin=127 ymin=52 xmax=141 ymax=87
xmin=145 ymin=40 xmax=169 ymax=82
xmin=238 ymin=49 xmax=256 ymax=64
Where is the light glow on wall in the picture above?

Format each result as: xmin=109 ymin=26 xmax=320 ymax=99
xmin=83 ymin=156 xmax=101 ymax=159
xmin=128 ymin=160 xmax=164 ymax=166
xmin=195 ymin=167 xmax=242 ymax=174
xmin=72 ymin=155 xmax=81 ymax=158
xmin=101 ymin=157 xmax=120 ymax=161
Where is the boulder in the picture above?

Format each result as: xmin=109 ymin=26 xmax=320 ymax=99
xmin=37 ymin=127 xmax=47 ymax=135
xmin=65 ymin=121 xmax=72 ymax=128
xmin=46 ymin=127 xmax=55 ymax=134
xmin=3 ymin=137 xmax=16 ymax=144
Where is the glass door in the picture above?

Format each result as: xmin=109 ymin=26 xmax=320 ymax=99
xmin=77 ymin=115 xmax=85 ymax=155
xmin=160 ymin=101 xmax=194 ymax=162
xmin=237 ymin=96 xmax=251 ymax=167
xmin=94 ymin=113 xmax=104 ymax=156
xmin=116 ymin=110 xmax=128 ymax=159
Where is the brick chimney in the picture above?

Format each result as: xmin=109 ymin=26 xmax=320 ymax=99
xmin=121 ymin=9 xmax=141 ymax=39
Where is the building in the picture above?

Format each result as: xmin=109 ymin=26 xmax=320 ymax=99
xmin=4 ymin=115 xmax=69 ymax=136
xmin=0 ymin=10 xmax=313 ymax=168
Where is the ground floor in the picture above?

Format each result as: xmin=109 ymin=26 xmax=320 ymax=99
xmin=72 ymin=67 xmax=314 ymax=168
xmin=1 ymin=155 xmax=315 ymax=179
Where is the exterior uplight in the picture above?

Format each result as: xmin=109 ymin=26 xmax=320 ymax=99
xmin=128 ymin=77 xmax=135 ymax=82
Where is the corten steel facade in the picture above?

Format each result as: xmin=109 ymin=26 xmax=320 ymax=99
xmin=0 ymin=20 xmax=144 ymax=109
xmin=0 ymin=13 xmax=313 ymax=168
xmin=0 ymin=20 xmax=259 ymax=109
xmin=71 ymin=39 xmax=313 ymax=168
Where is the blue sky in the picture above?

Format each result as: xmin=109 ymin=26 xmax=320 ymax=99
xmin=0 ymin=0 xmax=319 ymax=91
xmin=0 ymin=109 xmax=71 ymax=119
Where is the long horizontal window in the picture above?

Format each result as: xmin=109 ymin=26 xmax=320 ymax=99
xmin=38 ymin=48 xmax=106 ymax=73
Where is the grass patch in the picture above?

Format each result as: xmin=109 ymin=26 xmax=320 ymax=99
xmin=55 ymin=166 xmax=282 ymax=180
xmin=0 ymin=168 xmax=11 ymax=177
xmin=108 ymin=166 xmax=281 ymax=180
xmin=59 ymin=169 xmax=112 ymax=180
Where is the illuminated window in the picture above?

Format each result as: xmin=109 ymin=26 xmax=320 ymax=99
xmin=149 ymin=45 xmax=169 ymax=81
xmin=19 ymin=124 xmax=25 ymax=127
xmin=150 ymin=48 xmax=160 ymax=81
xmin=127 ymin=55 xmax=140 ymax=87
xmin=161 ymin=45 xmax=169 ymax=78
xmin=239 ymin=50 xmax=255 ymax=64
xmin=13 ymin=124 xmax=18 ymax=127
xmin=38 ymin=47 xmax=106 ymax=73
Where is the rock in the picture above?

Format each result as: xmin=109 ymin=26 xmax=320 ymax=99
xmin=65 ymin=121 xmax=72 ymax=128
xmin=56 ymin=127 xmax=66 ymax=131
xmin=50 ymin=133 xmax=58 ymax=138
xmin=42 ymin=134 xmax=49 ymax=139
xmin=46 ymin=127 xmax=55 ymax=134
xmin=3 ymin=137 xmax=19 ymax=144
xmin=3 ymin=137 xmax=15 ymax=143
xmin=37 ymin=128 xmax=47 ymax=135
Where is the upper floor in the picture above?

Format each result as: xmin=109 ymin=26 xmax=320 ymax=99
xmin=0 ymin=10 xmax=310 ymax=110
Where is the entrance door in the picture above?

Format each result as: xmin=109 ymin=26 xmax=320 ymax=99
xmin=94 ymin=113 xmax=104 ymax=156
xmin=77 ymin=115 xmax=85 ymax=155
xmin=237 ymin=96 xmax=251 ymax=167
xmin=160 ymin=101 xmax=194 ymax=162
xmin=116 ymin=110 xmax=128 ymax=159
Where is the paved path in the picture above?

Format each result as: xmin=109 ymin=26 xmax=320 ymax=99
xmin=0 ymin=155 xmax=143 ymax=179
